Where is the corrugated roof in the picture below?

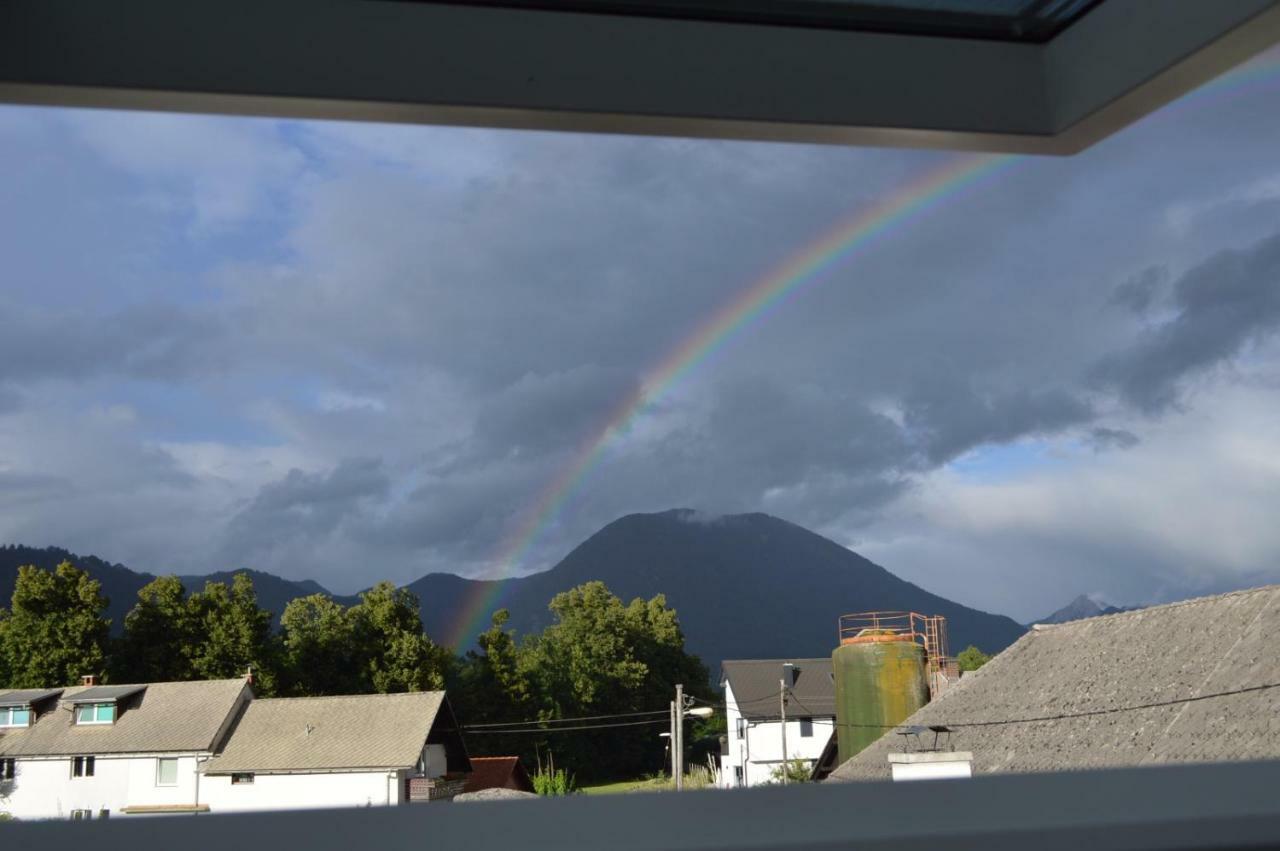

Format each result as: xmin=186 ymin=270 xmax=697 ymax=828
xmin=828 ymin=585 xmax=1280 ymax=782
xmin=0 ymin=679 xmax=249 ymax=756
xmin=204 ymin=691 xmax=446 ymax=774
xmin=0 ymin=688 xmax=63 ymax=707
xmin=722 ymin=658 xmax=836 ymax=720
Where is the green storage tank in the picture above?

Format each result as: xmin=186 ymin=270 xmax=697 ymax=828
xmin=832 ymin=634 xmax=930 ymax=764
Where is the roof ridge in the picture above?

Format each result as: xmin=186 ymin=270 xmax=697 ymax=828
xmin=249 ymin=690 xmax=445 ymax=704
xmin=1029 ymin=583 xmax=1280 ymax=629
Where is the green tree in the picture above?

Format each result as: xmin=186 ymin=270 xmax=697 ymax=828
xmin=279 ymin=593 xmax=364 ymax=695
xmin=956 ymin=645 xmax=991 ymax=672
xmin=454 ymin=581 xmax=710 ymax=784
xmin=186 ymin=573 xmax=276 ymax=690
xmin=768 ymin=758 xmax=813 ymax=784
xmin=112 ymin=575 xmax=195 ymax=683
xmin=349 ymin=582 xmax=448 ymax=693
xmin=0 ymin=562 xmax=110 ymax=687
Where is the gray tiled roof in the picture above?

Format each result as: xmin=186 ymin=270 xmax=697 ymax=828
xmin=722 ymin=658 xmax=836 ymax=720
xmin=0 ymin=688 xmax=64 ymax=706
xmin=829 ymin=585 xmax=1280 ymax=782
xmin=204 ymin=691 xmax=446 ymax=774
xmin=0 ymin=679 xmax=250 ymax=756
xmin=68 ymin=684 xmax=147 ymax=703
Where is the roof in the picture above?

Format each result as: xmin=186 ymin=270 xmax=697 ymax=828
xmin=68 ymin=684 xmax=146 ymax=704
xmin=829 ymin=585 xmax=1280 ymax=782
xmin=205 ymin=691 xmax=446 ymax=774
xmin=0 ymin=679 xmax=249 ymax=757
xmin=463 ymin=756 xmax=534 ymax=794
xmin=722 ymin=659 xmax=836 ymax=720
xmin=0 ymin=688 xmax=63 ymax=707
xmin=4 ymin=2 xmax=1280 ymax=155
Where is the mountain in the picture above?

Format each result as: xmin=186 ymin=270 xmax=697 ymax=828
xmin=1 ymin=511 xmax=1028 ymax=667
xmin=1031 ymin=593 xmax=1139 ymax=626
xmin=0 ymin=545 xmax=333 ymax=632
xmin=403 ymin=510 xmax=1028 ymax=667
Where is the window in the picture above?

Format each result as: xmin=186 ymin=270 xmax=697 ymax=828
xmin=71 ymin=755 xmax=95 ymax=778
xmin=736 ymin=718 xmax=745 ymax=738
xmin=733 ymin=766 xmax=744 ymax=786
xmin=74 ymin=702 xmax=115 ymax=725
xmin=799 ymin=718 xmax=813 ymax=738
xmin=231 ymin=772 xmax=255 ymax=785
xmin=70 ymin=809 xmax=92 ymax=821
xmin=156 ymin=757 xmax=179 ymax=786
xmin=0 ymin=758 xmax=14 ymax=780
xmin=0 ymin=706 xmax=30 ymax=727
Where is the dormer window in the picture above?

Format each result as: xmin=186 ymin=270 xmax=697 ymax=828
xmin=0 ymin=706 xmax=31 ymax=727
xmin=75 ymin=703 xmax=116 ymax=725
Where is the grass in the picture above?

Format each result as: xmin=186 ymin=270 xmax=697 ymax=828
xmin=579 ymin=778 xmax=660 ymax=795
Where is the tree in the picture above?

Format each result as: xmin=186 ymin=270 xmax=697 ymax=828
xmin=0 ymin=562 xmax=110 ymax=687
xmin=186 ymin=573 xmax=276 ymax=691
xmin=348 ymin=582 xmax=448 ymax=694
xmin=957 ymin=645 xmax=991 ymax=672
xmin=768 ymin=758 xmax=813 ymax=784
xmin=112 ymin=575 xmax=195 ymax=683
xmin=454 ymin=581 xmax=711 ymax=783
xmin=279 ymin=593 xmax=364 ymax=695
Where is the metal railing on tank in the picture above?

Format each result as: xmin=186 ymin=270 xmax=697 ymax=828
xmin=836 ymin=611 xmax=957 ymax=688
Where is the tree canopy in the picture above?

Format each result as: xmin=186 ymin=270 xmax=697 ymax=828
xmin=0 ymin=561 xmax=110 ymax=687
xmin=957 ymin=644 xmax=992 ymax=672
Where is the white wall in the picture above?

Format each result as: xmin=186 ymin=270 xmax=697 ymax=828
xmin=200 ymin=770 xmax=406 ymax=814
xmin=720 ymin=682 xmax=834 ymax=788
xmin=2 ymin=754 xmax=203 ymax=820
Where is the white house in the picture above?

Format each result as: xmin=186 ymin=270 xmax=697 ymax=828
xmin=0 ymin=678 xmax=471 ymax=820
xmin=0 ymin=678 xmax=251 ymax=819
xmin=200 ymin=691 xmax=471 ymax=812
xmin=720 ymin=659 xmax=835 ymax=788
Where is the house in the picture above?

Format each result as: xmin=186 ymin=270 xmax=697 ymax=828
xmin=720 ymin=659 xmax=836 ymax=787
xmin=200 ymin=691 xmax=471 ymax=811
xmin=0 ymin=678 xmax=471 ymax=819
xmin=0 ymin=677 xmax=251 ymax=819
xmin=828 ymin=585 xmax=1280 ymax=782
xmin=461 ymin=756 xmax=534 ymax=795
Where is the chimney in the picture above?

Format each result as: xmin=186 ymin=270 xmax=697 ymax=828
xmin=245 ymin=666 xmax=254 ymax=686
xmin=81 ymin=674 xmax=97 ymax=687
xmin=782 ymin=662 xmax=796 ymax=688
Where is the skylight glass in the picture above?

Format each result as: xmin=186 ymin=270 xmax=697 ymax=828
xmin=434 ymin=0 xmax=1104 ymax=41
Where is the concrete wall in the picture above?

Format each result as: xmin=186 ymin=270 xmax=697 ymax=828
xmin=2 ymin=754 xmax=203 ymax=819
xmin=720 ymin=683 xmax=834 ymax=788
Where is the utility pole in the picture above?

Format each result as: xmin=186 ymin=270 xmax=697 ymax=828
xmin=675 ymin=683 xmax=684 ymax=791
xmin=669 ymin=699 xmax=677 ymax=782
xmin=779 ymin=677 xmax=789 ymax=786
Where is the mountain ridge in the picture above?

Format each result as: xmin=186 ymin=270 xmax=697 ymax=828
xmin=1 ymin=510 xmax=1028 ymax=666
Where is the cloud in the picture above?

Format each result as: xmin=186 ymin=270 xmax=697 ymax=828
xmin=1094 ymin=232 xmax=1280 ymax=411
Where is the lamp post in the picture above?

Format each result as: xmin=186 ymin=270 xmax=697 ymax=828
xmin=670 ymin=683 xmax=714 ymax=791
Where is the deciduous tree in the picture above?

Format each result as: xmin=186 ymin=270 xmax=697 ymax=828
xmin=0 ymin=562 xmax=110 ymax=687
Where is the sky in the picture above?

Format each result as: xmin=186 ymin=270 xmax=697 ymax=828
xmin=2 ymin=50 xmax=1279 ymax=622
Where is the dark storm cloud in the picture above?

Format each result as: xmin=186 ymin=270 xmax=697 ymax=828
xmin=1108 ymin=266 xmax=1168 ymax=314
xmin=1094 ymin=231 xmax=1280 ymax=411
xmin=221 ymin=458 xmax=390 ymax=566
xmin=902 ymin=379 xmax=1095 ymax=465
xmin=1088 ymin=427 xmax=1141 ymax=452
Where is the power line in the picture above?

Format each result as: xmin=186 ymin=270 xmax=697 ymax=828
xmin=720 ymin=682 xmax=1280 ymax=730
xmin=463 ymin=717 xmax=671 ymax=735
xmin=464 ymin=708 xmax=670 ymax=728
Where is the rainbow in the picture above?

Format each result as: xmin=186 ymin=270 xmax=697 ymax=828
xmin=443 ymin=151 xmax=1018 ymax=647
xmin=443 ymin=48 xmax=1280 ymax=649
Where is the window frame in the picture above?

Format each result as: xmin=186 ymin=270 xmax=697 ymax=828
xmin=799 ymin=718 xmax=814 ymax=738
xmin=155 ymin=757 xmax=180 ymax=787
xmin=0 ymin=705 xmax=31 ymax=727
xmin=71 ymin=755 xmax=96 ymax=778
xmin=74 ymin=702 xmax=116 ymax=725
xmin=0 ymin=757 xmax=15 ymax=780
xmin=231 ymin=772 xmax=255 ymax=786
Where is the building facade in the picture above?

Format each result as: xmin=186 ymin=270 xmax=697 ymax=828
xmin=720 ymin=659 xmax=836 ymax=788
xmin=0 ymin=678 xmax=470 ymax=820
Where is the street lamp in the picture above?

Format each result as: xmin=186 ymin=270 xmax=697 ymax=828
xmin=670 ymin=684 xmax=715 ymax=791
